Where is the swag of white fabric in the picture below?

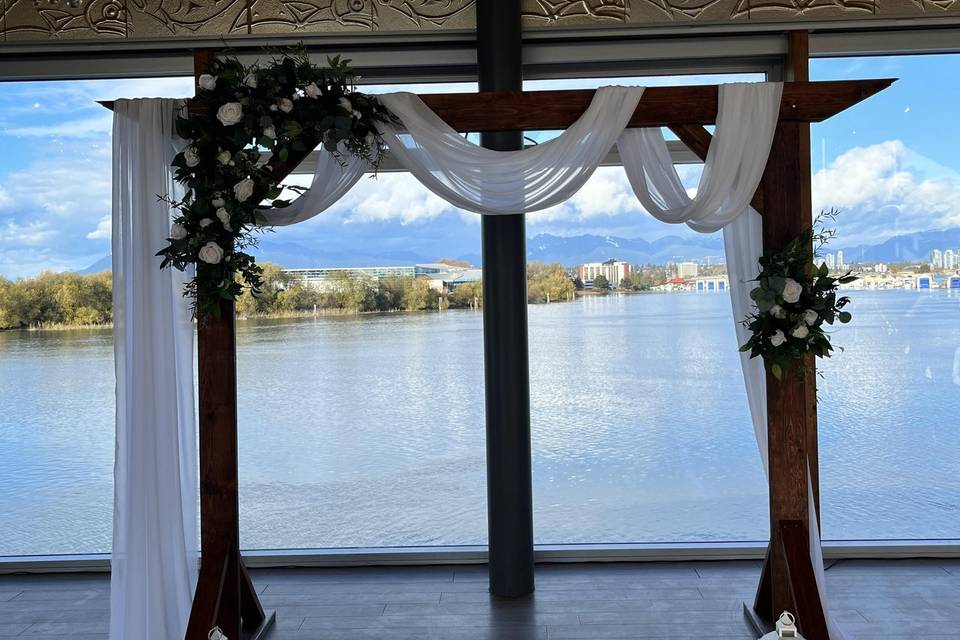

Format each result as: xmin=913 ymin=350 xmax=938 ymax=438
xmin=113 ymin=82 xmax=844 ymax=640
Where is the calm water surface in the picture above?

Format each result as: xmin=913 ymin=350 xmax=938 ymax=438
xmin=1 ymin=290 xmax=958 ymax=555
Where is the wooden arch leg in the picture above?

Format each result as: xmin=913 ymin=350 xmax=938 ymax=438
xmin=184 ymin=301 xmax=275 ymax=640
xmin=743 ymin=112 xmax=828 ymax=639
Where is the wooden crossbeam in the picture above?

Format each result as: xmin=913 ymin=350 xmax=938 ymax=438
xmin=99 ymin=79 xmax=890 ymax=130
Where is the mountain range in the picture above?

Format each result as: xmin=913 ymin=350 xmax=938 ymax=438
xmin=78 ymin=226 xmax=960 ymax=274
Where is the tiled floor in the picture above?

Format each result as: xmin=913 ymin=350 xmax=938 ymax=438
xmin=0 ymin=559 xmax=958 ymax=638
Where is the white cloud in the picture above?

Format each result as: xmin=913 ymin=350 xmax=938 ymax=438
xmin=0 ymin=220 xmax=57 ymax=246
xmin=5 ymin=114 xmax=113 ymax=138
xmin=3 ymin=144 xmax=111 ymax=217
xmin=86 ymin=215 xmax=111 ymax=240
xmin=812 ymin=140 xmax=960 ymax=245
xmin=309 ymin=173 xmax=456 ymax=226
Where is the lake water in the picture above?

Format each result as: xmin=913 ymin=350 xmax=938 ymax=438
xmin=1 ymin=290 xmax=958 ymax=556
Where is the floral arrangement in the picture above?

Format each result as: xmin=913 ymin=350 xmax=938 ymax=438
xmin=739 ymin=211 xmax=857 ymax=380
xmin=158 ymin=49 xmax=394 ymax=318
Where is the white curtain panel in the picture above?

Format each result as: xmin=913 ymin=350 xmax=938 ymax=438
xmin=617 ymin=82 xmax=783 ymax=234
xmin=111 ymin=98 xmax=198 ymax=640
xmin=376 ymin=86 xmax=645 ymax=214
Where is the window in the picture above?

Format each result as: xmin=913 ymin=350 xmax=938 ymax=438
xmin=0 ymin=77 xmax=194 ymax=556
xmin=811 ymin=54 xmax=960 ymax=541
xmin=523 ymin=73 xmax=772 ymax=544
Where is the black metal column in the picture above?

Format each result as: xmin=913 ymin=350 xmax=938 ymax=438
xmin=477 ymin=0 xmax=535 ymax=598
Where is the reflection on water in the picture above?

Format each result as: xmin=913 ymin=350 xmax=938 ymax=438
xmin=0 ymin=290 xmax=957 ymax=555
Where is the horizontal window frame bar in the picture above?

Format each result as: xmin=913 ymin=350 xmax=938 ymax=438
xmin=0 ymin=25 xmax=957 ymax=83
xmin=2 ymin=540 xmax=957 ymax=574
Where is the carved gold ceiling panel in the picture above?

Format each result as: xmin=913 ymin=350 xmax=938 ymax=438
xmin=0 ymin=0 xmax=957 ymax=42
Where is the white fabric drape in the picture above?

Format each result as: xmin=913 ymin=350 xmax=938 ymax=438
xmin=617 ymin=82 xmax=783 ymax=234
xmin=111 ymin=98 xmax=198 ymax=640
xmin=376 ymin=86 xmax=644 ymax=215
xmin=260 ymin=145 xmax=368 ymax=226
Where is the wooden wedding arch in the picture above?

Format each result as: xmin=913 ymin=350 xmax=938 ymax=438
xmin=103 ymin=36 xmax=891 ymax=640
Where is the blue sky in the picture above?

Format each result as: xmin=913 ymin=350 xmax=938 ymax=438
xmin=0 ymin=54 xmax=957 ymax=277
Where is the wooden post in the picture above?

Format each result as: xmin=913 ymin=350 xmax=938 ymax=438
xmin=749 ymin=97 xmax=827 ymax=640
xmin=787 ymin=30 xmax=821 ymax=529
xmin=183 ymin=50 xmax=274 ymax=640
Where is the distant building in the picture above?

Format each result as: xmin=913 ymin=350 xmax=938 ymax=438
xmin=930 ymin=249 xmax=943 ymax=269
xmin=943 ymin=249 xmax=956 ymax=270
xmin=824 ymin=253 xmax=836 ymax=270
xmin=874 ymin=263 xmax=889 ymax=273
xmin=836 ymin=250 xmax=846 ymax=270
xmin=695 ymin=276 xmax=728 ymax=292
xmin=284 ymin=263 xmax=478 ymax=293
xmin=676 ymin=262 xmax=699 ymax=279
xmin=578 ymin=259 xmax=631 ymax=288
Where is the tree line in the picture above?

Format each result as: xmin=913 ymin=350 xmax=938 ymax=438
xmin=0 ymin=271 xmax=112 ymax=330
xmin=0 ymin=261 xmax=577 ymax=329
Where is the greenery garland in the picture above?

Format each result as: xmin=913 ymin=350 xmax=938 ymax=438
xmin=740 ymin=210 xmax=857 ymax=380
xmin=158 ymin=49 xmax=394 ymax=318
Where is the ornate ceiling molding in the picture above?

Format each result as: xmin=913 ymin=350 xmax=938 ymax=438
xmin=0 ymin=0 xmax=957 ymax=42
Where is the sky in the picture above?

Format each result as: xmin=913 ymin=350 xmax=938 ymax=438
xmin=0 ymin=54 xmax=957 ymax=278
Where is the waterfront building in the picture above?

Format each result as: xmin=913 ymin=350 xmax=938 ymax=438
xmin=676 ymin=261 xmax=699 ymax=279
xmin=578 ymin=259 xmax=631 ymax=288
xmin=836 ymin=250 xmax=846 ymax=270
xmin=944 ymin=249 xmax=956 ymax=270
xmin=285 ymin=263 xmax=479 ymax=293
xmin=695 ymin=275 xmax=728 ymax=292
xmin=824 ymin=253 xmax=836 ymax=270
xmin=874 ymin=263 xmax=889 ymax=273
xmin=930 ymin=249 xmax=943 ymax=269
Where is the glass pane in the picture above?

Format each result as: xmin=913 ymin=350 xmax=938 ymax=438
xmin=237 ymin=81 xmax=489 ymax=550
xmin=0 ymin=77 xmax=194 ymax=556
xmin=811 ymin=54 xmax=960 ymax=541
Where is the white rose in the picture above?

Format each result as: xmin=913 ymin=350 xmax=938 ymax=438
xmin=279 ymin=98 xmax=294 ymax=113
xmin=216 ymin=150 xmax=231 ymax=165
xmin=269 ymin=104 xmax=278 ymax=112
xmin=262 ymin=125 xmax=276 ymax=140
xmin=304 ymin=82 xmax=321 ymax=98
xmin=211 ymin=197 xmax=226 ymax=208
xmin=243 ymin=73 xmax=258 ymax=89
xmin=216 ymin=102 xmax=243 ymax=126
xmin=770 ymin=330 xmax=787 ymax=347
xmin=198 ymin=74 xmax=217 ymax=91
xmin=169 ymin=222 xmax=188 ymax=240
xmin=791 ymin=325 xmax=810 ymax=339
xmin=781 ymin=278 xmax=802 ymax=304
xmin=198 ymin=218 xmax=213 ymax=228
xmin=803 ymin=309 xmax=818 ymax=325
xmin=216 ymin=207 xmax=232 ymax=231
xmin=769 ymin=304 xmax=786 ymax=319
xmin=198 ymin=242 xmax=224 ymax=265
xmin=338 ymin=97 xmax=352 ymax=112
xmin=233 ymin=178 xmax=255 ymax=202
xmin=182 ymin=146 xmax=200 ymax=167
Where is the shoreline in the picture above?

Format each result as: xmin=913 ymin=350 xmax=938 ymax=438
xmin=1 ymin=286 xmax=948 ymax=332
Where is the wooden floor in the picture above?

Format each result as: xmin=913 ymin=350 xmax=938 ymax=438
xmin=0 ymin=559 xmax=958 ymax=639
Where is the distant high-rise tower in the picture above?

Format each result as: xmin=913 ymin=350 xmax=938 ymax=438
xmin=930 ymin=249 xmax=943 ymax=269
xmin=836 ymin=250 xmax=845 ymax=270
xmin=944 ymin=249 xmax=956 ymax=270
xmin=824 ymin=253 xmax=836 ymax=270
